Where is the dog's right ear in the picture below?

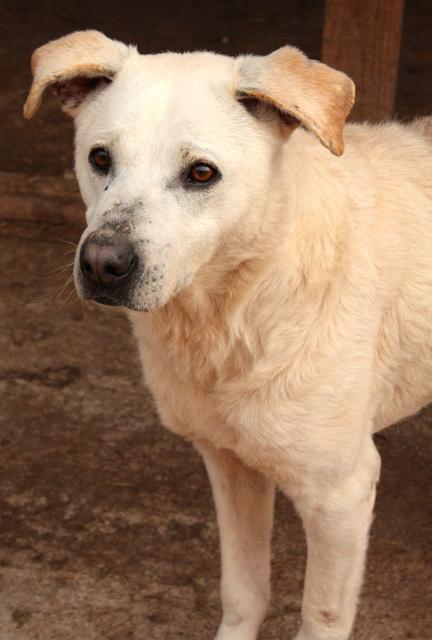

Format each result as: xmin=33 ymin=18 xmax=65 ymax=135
xmin=23 ymin=30 xmax=130 ymax=119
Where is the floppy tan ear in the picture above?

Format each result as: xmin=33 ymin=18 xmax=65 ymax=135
xmin=23 ymin=30 xmax=130 ymax=119
xmin=237 ymin=46 xmax=355 ymax=156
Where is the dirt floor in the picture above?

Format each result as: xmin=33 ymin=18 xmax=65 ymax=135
xmin=1 ymin=1 xmax=432 ymax=639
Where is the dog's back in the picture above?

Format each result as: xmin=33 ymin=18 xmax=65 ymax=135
xmin=410 ymin=115 xmax=432 ymax=141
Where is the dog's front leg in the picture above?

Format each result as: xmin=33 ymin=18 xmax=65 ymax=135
xmin=197 ymin=442 xmax=275 ymax=640
xmin=291 ymin=437 xmax=381 ymax=640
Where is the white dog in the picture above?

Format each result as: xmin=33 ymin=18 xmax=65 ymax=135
xmin=24 ymin=31 xmax=432 ymax=640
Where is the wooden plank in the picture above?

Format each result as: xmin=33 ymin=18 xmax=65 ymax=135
xmin=0 ymin=172 xmax=84 ymax=227
xmin=322 ymin=0 xmax=405 ymax=121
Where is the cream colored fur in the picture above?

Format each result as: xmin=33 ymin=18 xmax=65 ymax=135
xmin=24 ymin=31 xmax=432 ymax=640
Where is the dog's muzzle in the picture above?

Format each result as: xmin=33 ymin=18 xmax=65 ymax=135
xmin=79 ymin=233 xmax=138 ymax=306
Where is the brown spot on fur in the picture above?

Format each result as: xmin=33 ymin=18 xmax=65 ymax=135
xmin=319 ymin=610 xmax=338 ymax=625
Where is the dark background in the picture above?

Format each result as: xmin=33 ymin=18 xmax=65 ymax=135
xmin=0 ymin=2 xmax=431 ymax=639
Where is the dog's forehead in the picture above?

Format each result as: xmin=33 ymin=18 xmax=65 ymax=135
xmin=112 ymin=51 xmax=236 ymax=111
xmin=122 ymin=50 xmax=235 ymax=82
xmin=78 ymin=51 xmax=241 ymax=148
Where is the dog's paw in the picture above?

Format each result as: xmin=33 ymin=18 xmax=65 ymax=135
xmin=293 ymin=626 xmax=351 ymax=640
xmin=214 ymin=621 xmax=260 ymax=640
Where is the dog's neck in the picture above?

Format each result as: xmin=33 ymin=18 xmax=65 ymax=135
xmin=149 ymin=231 xmax=276 ymax=340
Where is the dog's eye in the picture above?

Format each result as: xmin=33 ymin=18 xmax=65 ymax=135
xmin=89 ymin=147 xmax=111 ymax=174
xmin=187 ymin=162 xmax=219 ymax=185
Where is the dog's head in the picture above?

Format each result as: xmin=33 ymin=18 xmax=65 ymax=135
xmin=24 ymin=30 xmax=354 ymax=312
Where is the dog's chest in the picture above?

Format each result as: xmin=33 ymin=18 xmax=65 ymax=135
xmin=130 ymin=312 xmax=260 ymax=450
xmin=131 ymin=320 xmax=341 ymax=492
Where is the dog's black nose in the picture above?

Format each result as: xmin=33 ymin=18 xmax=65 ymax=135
xmin=80 ymin=236 xmax=137 ymax=286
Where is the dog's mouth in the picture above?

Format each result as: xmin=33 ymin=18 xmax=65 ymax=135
xmin=78 ymin=282 xmax=159 ymax=313
xmin=92 ymin=293 xmax=123 ymax=307
xmin=82 ymin=290 xmax=149 ymax=312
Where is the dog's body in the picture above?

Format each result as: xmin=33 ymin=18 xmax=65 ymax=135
xmin=25 ymin=32 xmax=432 ymax=640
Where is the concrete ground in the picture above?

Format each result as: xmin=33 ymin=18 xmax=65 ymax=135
xmin=1 ymin=1 xmax=432 ymax=639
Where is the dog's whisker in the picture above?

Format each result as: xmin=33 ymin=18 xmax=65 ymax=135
xmin=64 ymin=287 xmax=79 ymax=310
xmin=54 ymin=274 xmax=75 ymax=305
xmin=56 ymin=286 xmax=77 ymax=313
xmin=38 ymin=262 xmax=75 ymax=279
xmin=52 ymin=236 xmax=78 ymax=248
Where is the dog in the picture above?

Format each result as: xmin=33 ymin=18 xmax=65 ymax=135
xmin=24 ymin=30 xmax=432 ymax=640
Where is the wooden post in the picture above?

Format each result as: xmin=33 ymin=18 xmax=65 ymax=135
xmin=322 ymin=0 xmax=405 ymax=122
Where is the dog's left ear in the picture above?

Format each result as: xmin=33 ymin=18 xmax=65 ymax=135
xmin=236 ymin=46 xmax=355 ymax=156
xmin=23 ymin=30 xmax=130 ymax=119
